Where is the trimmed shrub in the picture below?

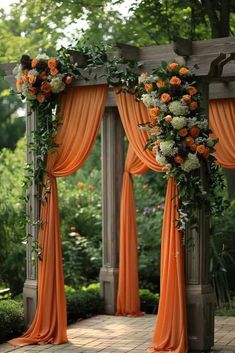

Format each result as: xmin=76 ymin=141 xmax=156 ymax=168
xmin=0 ymin=300 xmax=25 ymax=343
xmin=139 ymin=289 xmax=159 ymax=314
xmin=65 ymin=284 xmax=105 ymax=324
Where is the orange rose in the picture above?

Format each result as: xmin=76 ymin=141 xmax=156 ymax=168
xmin=203 ymin=147 xmax=210 ymax=159
xmin=28 ymin=75 xmax=36 ymax=84
xmin=65 ymin=75 xmax=73 ymax=85
xmin=31 ymin=59 xmax=38 ymax=68
xmin=165 ymin=115 xmax=172 ymax=123
xmin=40 ymin=71 xmax=47 ymax=80
xmin=161 ymin=93 xmax=171 ymax=103
xmin=22 ymin=75 xmax=29 ymax=83
xmin=190 ymin=101 xmax=198 ymax=110
xmin=174 ymin=155 xmax=184 ymax=164
xmin=144 ymin=83 xmax=153 ymax=92
xmin=36 ymin=94 xmax=46 ymax=103
xmin=196 ymin=145 xmax=206 ymax=154
xmin=156 ymin=80 xmax=165 ymax=88
xmin=48 ymin=58 xmax=57 ymax=69
xmin=185 ymin=136 xmax=194 ymax=146
xmin=168 ymin=62 xmax=179 ymax=71
xmin=190 ymin=144 xmax=197 ymax=152
xmin=188 ymin=86 xmax=198 ymax=95
xmin=179 ymin=67 xmax=189 ymax=75
xmin=41 ymin=81 xmax=52 ymax=93
xmin=169 ymin=76 xmax=181 ymax=85
xmin=178 ymin=128 xmax=188 ymax=137
xmin=149 ymin=107 xmax=160 ymax=117
xmin=29 ymin=86 xmax=37 ymax=95
xmin=50 ymin=67 xmax=59 ymax=76
xmin=189 ymin=127 xmax=200 ymax=138
xmin=140 ymin=72 xmax=149 ymax=78
xmin=182 ymin=94 xmax=191 ymax=103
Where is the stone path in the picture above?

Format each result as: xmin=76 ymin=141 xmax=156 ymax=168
xmin=0 ymin=315 xmax=234 ymax=353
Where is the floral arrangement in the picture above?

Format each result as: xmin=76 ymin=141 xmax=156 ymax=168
xmin=138 ymin=61 xmax=224 ymax=231
xmin=13 ymin=53 xmax=74 ymax=106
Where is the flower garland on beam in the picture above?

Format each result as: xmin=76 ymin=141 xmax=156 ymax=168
xmin=13 ymin=50 xmax=227 ymax=238
xmin=138 ymin=61 xmax=226 ymax=232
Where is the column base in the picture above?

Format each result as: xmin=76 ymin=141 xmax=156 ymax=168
xmin=186 ymin=284 xmax=215 ymax=352
xmin=23 ymin=279 xmax=38 ymax=327
xmin=100 ymin=267 xmax=119 ymax=315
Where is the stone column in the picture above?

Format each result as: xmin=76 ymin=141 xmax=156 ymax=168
xmin=185 ymin=81 xmax=215 ymax=352
xmin=100 ymin=107 xmax=125 ymax=314
xmin=23 ymin=107 xmax=39 ymax=326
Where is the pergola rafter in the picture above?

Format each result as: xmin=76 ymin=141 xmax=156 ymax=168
xmin=2 ymin=36 xmax=235 ymax=353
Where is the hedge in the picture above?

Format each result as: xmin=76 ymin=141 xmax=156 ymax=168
xmin=0 ymin=300 xmax=25 ymax=343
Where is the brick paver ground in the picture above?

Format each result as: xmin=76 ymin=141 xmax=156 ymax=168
xmin=0 ymin=315 xmax=234 ymax=353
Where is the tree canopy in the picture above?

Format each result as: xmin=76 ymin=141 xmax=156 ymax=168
xmin=0 ymin=0 xmax=234 ymax=149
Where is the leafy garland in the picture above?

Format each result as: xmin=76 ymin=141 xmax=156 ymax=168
xmin=137 ymin=62 xmax=227 ymax=232
xmin=13 ymin=46 xmax=226 ymax=237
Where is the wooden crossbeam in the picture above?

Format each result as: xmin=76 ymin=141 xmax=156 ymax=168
xmin=2 ymin=37 xmax=235 ymax=101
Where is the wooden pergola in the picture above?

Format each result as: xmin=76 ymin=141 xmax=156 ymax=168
xmin=3 ymin=36 xmax=235 ymax=353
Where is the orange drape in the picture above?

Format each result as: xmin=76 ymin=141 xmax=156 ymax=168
xmin=116 ymin=144 xmax=148 ymax=316
xmin=116 ymin=92 xmax=188 ymax=353
xmin=209 ymin=99 xmax=235 ymax=168
xmin=9 ymin=84 xmax=108 ymax=346
xmin=149 ymin=178 xmax=188 ymax=353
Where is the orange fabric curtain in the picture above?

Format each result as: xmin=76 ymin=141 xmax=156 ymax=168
xmin=149 ymin=178 xmax=188 ymax=353
xmin=116 ymin=144 xmax=148 ymax=316
xmin=209 ymin=99 xmax=235 ymax=168
xmin=116 ymin=92 xmax=188 ymax=353
xmin=9 ymin=84 xmax=108 ymax=346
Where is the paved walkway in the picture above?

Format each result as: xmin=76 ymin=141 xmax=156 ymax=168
xmin=0 ymin=315 xmax=234 ymax=353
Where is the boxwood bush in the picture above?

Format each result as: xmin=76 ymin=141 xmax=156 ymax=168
xmin=0 ymin=300 xmax=25 ymax=343
xmin=65 ymin=284 xmax=105 ymax=324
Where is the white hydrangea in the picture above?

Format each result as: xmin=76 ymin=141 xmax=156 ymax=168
xmin=171 ymin=116 xmax=187 ymax=130
xmin=141 ymin=93 xmax=156 ymax=108
xmin=181 ymin=153 xmax=200 ymax=172
xmin=156 ymin=152 xmax=168 ymax=166
xmin=159 ymin=140 xmax=175 ymax=156
xmin=36 ymin=53 xmax=49 ymax=60
xmin=28 ymin=69 xmax=39 ymax=76
xmin=169 ymin=100 xmax=189 ymax=116
xmin=50 ymin=75 xmax=65 ymax=93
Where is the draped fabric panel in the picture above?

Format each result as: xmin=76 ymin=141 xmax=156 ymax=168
xmin=116 ymin=145 xmax=148 ymax=316
xmin=9 ymin=85 xmax=108 ymax=346
xmin=209 ymin=99 xmax=235 ymax=168
xmin=116 ymin=92 xmax=188 ymax=353
xmin=149 ymin=178 xmax=188 ymax=353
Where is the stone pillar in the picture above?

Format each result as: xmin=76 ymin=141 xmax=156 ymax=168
xmin=185 ymin=81 xmax=215 ymax=352
xmin=23 ymin=107 xmax=39 ymax=326
xmin=100 ymin=107 xmax=125 ymax=314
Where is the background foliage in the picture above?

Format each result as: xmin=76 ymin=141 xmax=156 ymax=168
xmin=0 ymin=0 xmax=234 ymax=311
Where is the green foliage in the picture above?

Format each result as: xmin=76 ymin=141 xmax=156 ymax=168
xmin=134 ymin=171 xmax=166 ymax=292
xmin=65 ymin=284 xmax=104 ymax=324
xmin=0 ymin=139 xmax=26 ymax=295
xmin=139 ymin=288 xmax=159 ymax=314
xmin=0 ymin=300 xmax=25 ymax=343
xmin=0 ymin=74 xmax=25 ymax=150
xmin=215 ymin=297 xmax=235 ymax=316
xmin=58 ymin=167 xmax=102 ymax=288
xmin=210 ymin=199 xmax=235 ymax=306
